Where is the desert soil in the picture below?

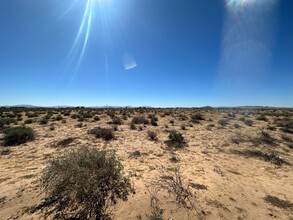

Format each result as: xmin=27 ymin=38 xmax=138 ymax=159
xmin=0 ymin=108 xmax=293 ymax=220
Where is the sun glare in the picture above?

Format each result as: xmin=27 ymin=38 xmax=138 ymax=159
xmin=227 ymin=0 xmax=255 ymax=7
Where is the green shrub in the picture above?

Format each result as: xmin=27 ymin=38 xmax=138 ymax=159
xmin=40 ymin=147 xmax=134 ymax=219
xmin=166 ymin=130 xmax=185 ymax=148
xmin=0 ymin=118 xmax=16 ymax=128
xmin=3 ymin=126 xmax=35 ymax=146
xmin=89 ymin=127 xmax=115 ymax=141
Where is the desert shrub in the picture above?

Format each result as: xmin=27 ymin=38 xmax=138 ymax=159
xmin=24 ymin=119 xmax=33 ymax=124
xmin=218 ymin=119 xmax=229 ymax=127
xmin=266 ymin=125 xmax=276 ymax=131
xmin=78 ymin=117 xmax=84 ymax=122
xmin=278 ymin=120 xmax=293 ymax=134
xmin=166 ymin=130 xmax=185 ymax=148
xmin=93 ymin=116 xmax=100 ymax=121
xmin=256 ymin=114 xmax=268 ymax=121
xmin=227 ymin=113 xmax=236 ymax=118
xmin=178 ymin=114 xmax=188 ymax=121
xmin=148 ymin=115 xmax=158 ymax=126
xmin=26 ymin=112 xmax=38 ymax=118
xmin=231 ymin=149 xmax=288 ymax=166
xmin=169 ymin=153 xmax=180 ymax=162
xmin=181 ymin=124 xmax=186 ymax=130
xmin=62 ymin=111 xmax=71 ymax=116
xmin=39 ymin=117 xmax=48 ymax=125
xmin=0 ymin=118 xmax=16 ymax=128
xmin=234 ymin=123 xmax=241 ymax=128
xmin=130 ymin=123 xmax=136 ymax=130
xmin=3 ymin=126 xmax=35 ymax=146
xmin=245 ymin=119 xmax=254 ymax=126
xmin=169 ymin=120 xmax=175 ymax=125
xmin=112 ymin=125 xmax=118 ymax=131
xmin=150 ymin=118 xmax=158 ymax=126
xmin=154 ymin=167 xmax=194 ymax=209
xmin=111 ymin=116 xmax=123 ymax=125
xmin=281 ymin=134 xmax=293 ymax=143
xmin=56 ymin=137 xmax=75 ymax=147
xmin=71 ymin=114 xmax=78 ymax=119
xmin=5 ymin=113 xmax=16 ymax=118
xmin=132 ymin=116 xmax=149 ymax=125
xmin=89 ymin=127 xmax=115 ymax=141
xmin=0 ymin=148 xmax=12 ymax=155
xmin=190 ymin=113 xmax=204 ymax=124
xmin=75 ymin=123 xmax=83 ymax=128
xmin=148 ymin=131 xmax=158 ymax=141
xmin=259 ymin=131 xmax=276 ymax=145
xmin=55 ymin=115 xmax=63 ymax=121
xmin=40 ymin=147 xmax=134 ymax=219
xmin=264 ymin=195 xmax=293 ymax=210
xmin=145 ymin=189 xmax=164 ymax=220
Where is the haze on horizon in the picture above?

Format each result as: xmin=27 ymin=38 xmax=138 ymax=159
xmin=0 ymin=0 xmax=292 ymax=107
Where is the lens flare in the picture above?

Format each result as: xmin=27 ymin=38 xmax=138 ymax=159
xmin=219 ymin=0 xmax=279 ymax=87
xmin=227 ymin=0 xmax=256 ymax=7
xmin=123 ymin=53 xmax=137 ymax=70
xmin=67 ymin=0 xmax=95 ymax=74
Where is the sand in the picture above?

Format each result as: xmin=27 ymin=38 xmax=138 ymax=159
xmin=0 ymin=108 xmax=292 ymax=219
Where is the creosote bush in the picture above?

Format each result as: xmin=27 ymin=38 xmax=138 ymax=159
xmin=0 ymin=118 xmax=16 ymax=128
xmin=89 ymin=127 xmax=115 ymax=141
xmin=190 ymin=113 xmax=205 ymax=123
xmin=132 ymin=116 xmax=149 ymax=125
xmin=3 ymin=126 xmax=35 ymax=146
xmin=40 ymin=147 xmax=134 ymax=219
xmin=166 ymin=130 xmax=186 ymax=148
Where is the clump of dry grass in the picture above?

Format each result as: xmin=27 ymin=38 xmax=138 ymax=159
xmin=154 ymin=167 xmax=195 ymax=210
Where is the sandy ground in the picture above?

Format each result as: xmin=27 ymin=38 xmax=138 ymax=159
xmin=0 ymin=108 xmax=293 ymax=220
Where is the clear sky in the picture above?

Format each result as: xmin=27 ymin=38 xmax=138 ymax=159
xmin=0 ymin=0 xmax=292 ymax=107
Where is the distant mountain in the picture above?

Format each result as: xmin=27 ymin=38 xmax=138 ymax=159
xmin=2 ymin=104 xmax=37 ymax=108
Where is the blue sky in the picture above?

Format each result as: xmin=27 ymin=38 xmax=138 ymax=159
xmin=0 ymin=0 xmax=292 ymax=107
